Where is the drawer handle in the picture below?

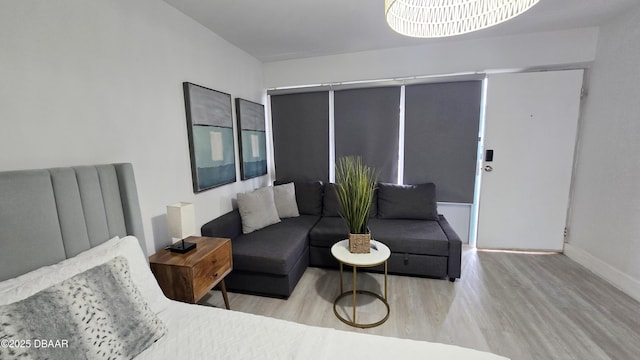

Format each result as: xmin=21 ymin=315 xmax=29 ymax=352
xmin=211 ymin=259 xmax=217 ymax=263
xmin=212 ymin=273 xmax=218 ymax=278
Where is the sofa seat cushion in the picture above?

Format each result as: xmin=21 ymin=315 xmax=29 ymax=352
xmin=308 ymin=217 xmax=349 ymax=248
xmin=232 ymin=215 xmax=319 ymax=275
xmin=368 ymin=218 xmax=449 ymax=257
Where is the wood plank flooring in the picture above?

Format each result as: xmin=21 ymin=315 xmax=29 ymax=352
xmin=201 ymin=247 xmax=640 ymax=360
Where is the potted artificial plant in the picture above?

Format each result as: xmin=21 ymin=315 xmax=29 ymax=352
xmin=334 ymin=156 xmax=378 ymax=253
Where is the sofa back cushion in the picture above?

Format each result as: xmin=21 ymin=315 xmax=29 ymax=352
xmin=322 ymin=183 xmax=341 ymax=217
xmin=377 ymin=182 xmax=438 ymax=221
xmin=276 ymin=180 xmax=324 ymax=216
xmin=201 ymin=210 xmax=243 ymax=241
xmin=324 ymin=183 xmax=378 ymax=217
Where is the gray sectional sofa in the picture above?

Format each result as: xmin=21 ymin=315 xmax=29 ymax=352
xmin=201 ymin=181 xmax=462 ymax=298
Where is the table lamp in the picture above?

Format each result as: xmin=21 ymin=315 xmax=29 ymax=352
xmin=167 ymin=202 xmax=197 ymax=253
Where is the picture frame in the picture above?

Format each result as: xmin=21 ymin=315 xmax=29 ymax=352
xmin=183 ymin=82 xmax=237 ymax=192
xmin=235 ymin=98 xmax=267 ymax=180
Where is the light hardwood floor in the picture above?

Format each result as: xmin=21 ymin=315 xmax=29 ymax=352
xmin=201 ymin=247 xmax=640 ymax=360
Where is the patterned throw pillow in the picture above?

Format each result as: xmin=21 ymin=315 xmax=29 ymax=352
xmin=0 ymin=256 xmax=166 ymax=360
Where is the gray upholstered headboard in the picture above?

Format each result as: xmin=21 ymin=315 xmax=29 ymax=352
xmin=0 ymin=163 xmax=146 ymax=281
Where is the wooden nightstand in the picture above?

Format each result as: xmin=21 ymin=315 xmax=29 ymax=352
xmin=149 ymin=236 xmax=232 ymax=309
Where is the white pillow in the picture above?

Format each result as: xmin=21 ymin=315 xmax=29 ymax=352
xmin=273 ymin=182 xmax=300 ymax=218
xmin=0 ymin=236 xmax=169 ymax=313
xmin=237 ymin=186 xmax=281 ymax=234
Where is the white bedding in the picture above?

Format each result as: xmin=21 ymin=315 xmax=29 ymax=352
xmin=0 ymin=236 xmax=507 ymax=360
xmin=138 ymin=301 xmax=507 ymax=360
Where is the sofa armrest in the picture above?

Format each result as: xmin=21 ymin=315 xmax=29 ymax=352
xmin=201 ymin=209 xmax=243 ymax=240
xmin=438 ymin=214 xmax=462 ymax=279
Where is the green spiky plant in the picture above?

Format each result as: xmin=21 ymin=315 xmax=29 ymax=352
xmin=334 ymin=156 xmax=378 ymax=234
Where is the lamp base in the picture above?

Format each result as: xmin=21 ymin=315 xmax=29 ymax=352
xmin=168 ymin=240 xmax=197 ymax=254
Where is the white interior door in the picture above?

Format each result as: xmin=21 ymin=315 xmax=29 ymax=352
xmin=477 ymin=70 xmax=583 ymax=251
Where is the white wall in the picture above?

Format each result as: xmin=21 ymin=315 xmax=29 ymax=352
xmin=437 ymin=203 xmax=471 ymax=245
xmin=0 ymin=0 xmax=266 ymax=254
xmin=565 ymin=5 xmax=640 ymax=302
xmin=264 ymin=27 xmax=599 ymax=88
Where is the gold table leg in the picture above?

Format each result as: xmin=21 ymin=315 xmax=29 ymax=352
xmin=353 ymin=265 xmax=357 ymax=324
xmin=333 ymin=261 xmax=390 ymax=329
xmin=384 ymin=260 xmax=388 ymax=300
xmin=339 ymin=262 xmax=343 ymax=293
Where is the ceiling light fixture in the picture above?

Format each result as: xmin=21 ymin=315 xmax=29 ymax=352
xmin=385 ymin=0 xmax=540 ymax=38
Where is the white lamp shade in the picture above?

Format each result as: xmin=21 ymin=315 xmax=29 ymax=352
xmin=385 ymin=0 xmax=540 ymax=38
xmin=167 ymin=202 xmax=195 ymax=239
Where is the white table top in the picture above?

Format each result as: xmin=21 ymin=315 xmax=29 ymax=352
xmin=331 ymin=239 xmax=391 ymax=267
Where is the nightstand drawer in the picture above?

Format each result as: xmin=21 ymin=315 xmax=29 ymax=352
xmin=149 ymin=237 xmax=233 ymax=305
xmin=193 ymin=241 xmax=232 ymax=301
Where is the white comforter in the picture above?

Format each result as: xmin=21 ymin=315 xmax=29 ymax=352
xmin=137 ymin=301 xmax=508 ymax=360
xmin=0 ymin=236 xmax=507 ymax=360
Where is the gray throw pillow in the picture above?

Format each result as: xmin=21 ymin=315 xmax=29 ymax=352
xmin=273 ymin=182 xmax=300 ymax=218
xmin=274 ymin=180 xmax=324 ymax=215
xmin=237 ymin=186 xmax=281 ymax=234
xmin=0 ymin=256 xmax=166 ymax=360
xmin=377 ymin=182 xmax=439 ymax=220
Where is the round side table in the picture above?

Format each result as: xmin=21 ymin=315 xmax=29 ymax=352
xmin=331 ymin=239 xmax=391 ymax=328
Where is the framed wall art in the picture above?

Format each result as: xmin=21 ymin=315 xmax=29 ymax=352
xmin=183 ymin=82 xmax=236 ymax=192
xmin=235 ymin=98 xmax=267 ymax=180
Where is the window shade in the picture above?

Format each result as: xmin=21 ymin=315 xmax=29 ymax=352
xmin=270 ymin=92 xmax=329 ymax=182
xmin=404 ymin=81 xmax=482 ymax=203
xmin=334 ymin=87 xmax=401 ymax=183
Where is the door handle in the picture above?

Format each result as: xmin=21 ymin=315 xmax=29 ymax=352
xmin=484 ymin=165 xmax=493 ymax=172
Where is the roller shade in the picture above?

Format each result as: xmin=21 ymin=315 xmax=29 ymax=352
xmin=404 ymin=81 xmax=482 ymax=203
xmin=334 ymin=87 xmax=401 ymax=183
xmin=270 ymin=92 xmax=330 ymax=182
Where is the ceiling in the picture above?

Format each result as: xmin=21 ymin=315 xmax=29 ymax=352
xmin=163 ymin=0 xmax=639 ymax=62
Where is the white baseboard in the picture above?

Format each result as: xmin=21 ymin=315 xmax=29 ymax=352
xmin=564 ymin=243 xmax=640 ymax=303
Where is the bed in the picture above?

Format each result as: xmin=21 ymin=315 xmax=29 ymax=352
xmin=0 ymin=164 xmax=508 ymax=360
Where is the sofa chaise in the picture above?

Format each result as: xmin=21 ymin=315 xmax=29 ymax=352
xmin=201 ymin=181 xmax=462 ymax=298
